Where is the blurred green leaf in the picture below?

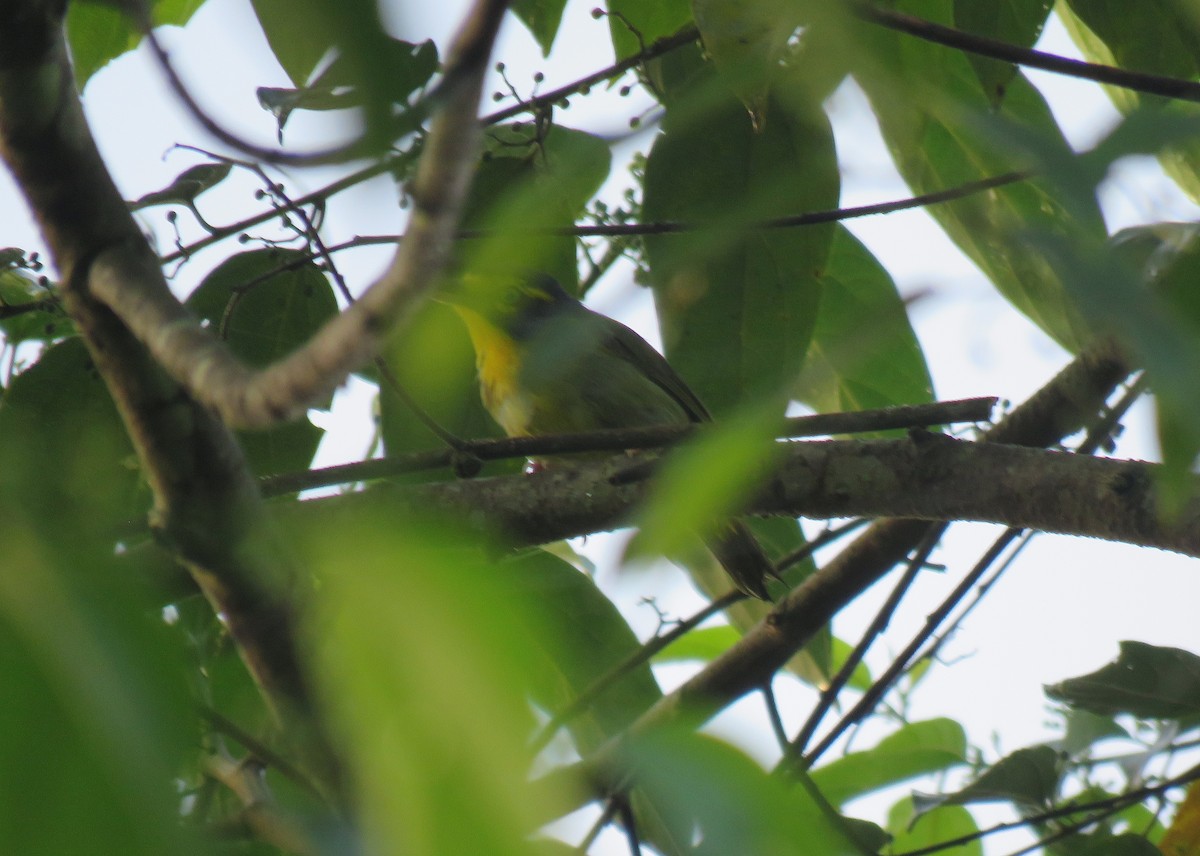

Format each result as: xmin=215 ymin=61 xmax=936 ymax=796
xmin=644 ymin=63 xmax=838 ymax=415
xmin=456 ymin=123 xmax=610 ymax=287
xmin=1062 ymin=0 xmax=1200 ymax=80
xmin=607 ymin=0 xmax=693 ymax=61
xmin=187 ymin=248 xmax=337 ymax=475
xmin=1059 ymin=0 xmax=1200 ymax=203
xmin=913 ymin=745 xmax=1062 ymax=819
xmin=256 ymin=39 xmax=437 ymax=137
xmin=304 ymin=513 xmax=562 ymax=855
xmin=1046 ymin=641 xmax=1200 ymax=720
xmin=632 ymin=396 xmax=786 ymax=560
xmin=888 ymin=797 xmax=982 ymax=856
xmin=512 ymin=0 xmax=568 ymax=56
xmin=636 ymin=63 xmax=835 ymax=566
xmin=509 ymin=549 xmax=661 ymax=751
xmin=1072 ymin=832 xmax=1163 ymax=856
xmin=0 ymin=338 xmax=144 ymax=531
xmin=692 ymin=0 xmax=800 ymax=128
xmin=1057 ymin=708 xmax=1130 ymax=757
xmin=848 ymin=0 xmax=1104 ymax=351
xmin=66 ymin=0 xmax=203 ymax=89
xmin=0 ymin=505 xmax=197 ymax=856
xmin=0 ymin=268 xmax=71 ymax=346
xmin=129 ymin=162 xmax=232 ymax=210
xmin=620 ymin=729 xmax=867 ymax=856
xmin=250 ymin=0 xmax=429 ymax=150
xmin=804 ymin=226 xmax=935 ymax=416
xmin=812 ymin=718 xmax=967 ymax=807
xmin=954 ymin=0 xmax=1052 ymax=106
xmin=251 ymin=0 xmax=333 ymax=86
xmin=828 ymin=635 xmax=874 ymax=693
xmin=655 ymin=624 xmax=740 ymax=664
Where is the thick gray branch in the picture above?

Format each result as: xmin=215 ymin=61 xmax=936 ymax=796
xmin=318 ymin=433 xmax=1194 ymax=557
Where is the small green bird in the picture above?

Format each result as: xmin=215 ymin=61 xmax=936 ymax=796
xmin=448 ymin=272 xmax=774 ymax=600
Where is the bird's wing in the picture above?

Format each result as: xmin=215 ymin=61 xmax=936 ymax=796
xmin=601 ymin=320 xmax=713 ymax=424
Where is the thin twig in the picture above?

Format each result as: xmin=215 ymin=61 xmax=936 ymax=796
xmin=259 ymin=398 xmax=997 ymax=495
xmin=859 ymin=3 xmax=1200 ymax=103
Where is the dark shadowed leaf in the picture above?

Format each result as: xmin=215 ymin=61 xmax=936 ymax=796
xmin=1046 ymin=641 xmax=1200 ymax=720
xmin=0 ymin=338 xmax=144 ymax=530
xmin=954 ymin=0 xmax=1052 ymax=106
xmin=129 ymin=162 xmax=233 ymax=210
xmin=187 ymin=249 xmax=337 ymax=475
xmin=607 ymin=0 xmax=693 ymax=61
xmin=913 ymin=745 xmax=1062 ymax=820
xmin=619 ymin=729 xmax=869 ymax=856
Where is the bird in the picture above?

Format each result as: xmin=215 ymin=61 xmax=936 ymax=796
xmin=445 ymin=272 xmax=775 ymax=600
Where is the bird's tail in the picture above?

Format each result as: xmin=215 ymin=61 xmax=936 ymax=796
xmin=705 ymin=521 xmax=777 ymax=601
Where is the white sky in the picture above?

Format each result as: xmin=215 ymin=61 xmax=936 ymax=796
xmin=2 ymin=1 xmax=1198 ymax=852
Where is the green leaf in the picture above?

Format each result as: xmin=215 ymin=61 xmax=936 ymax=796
xmin=66 ymin=0 xmax=204 ymax=89
xmin=812 ymin=718 xmax=967 ymax=807
xmin=459 ymin=123 xmax=611 ymax=283
xmin=186 ymin=249 xmax=337 ymax=475
xmin=848 ymin=0 xmax=1104 ymax=351
xmin=512 ymin=0 xmax=568 ymax=56
xmin=607 ymin=0 xmax=694 ymax=61
xmin=803 ymin=226 xmax=935 ymax=416
xmin=1059 ymin=1 xmax=1200 ymax=203
xmin=251 ymin=0 xmax=335 ymax=87
xmin=1057 ymin=708 xmax=1130 ymax=757
xmin=692 ymin=0 xmax=801 ymax=128
xmin=1073 ymin=832 xmax=1163 ymax=856
xmin=303 ymin=513 xmax=560 ymax=855
xmin=913 ymin=745 xmax=1062 ymax=819
xmin=250 ymin=0 xmax=429 ymax=151
xmin=644 ymin=63 xmax=839 ymax=415
xmin=655 ymin=624 xmax=740 ymax=664
xmin=509 ymin=549 xmax=661 ymax=752
xmin=129 ymin=162 xmax=233 ymax=210
xmin=953 ymin=0 xmax=1052 ymax=106
xmin=1046 ymin=641 xmax=1200 ymax=720
xmin=0 ymin=267 xmax=71 ymax=345
xmin=0 ymin=503 xmax=197 ymax=856
xmin=828 ymin=635 xmax=874 ymax=692
xmin=888 ymin=797 xmax=982 ymax=856
xmin=619 ymin=729 xmax=868 ymax=856
xmin=1062 ymin=0 xmax=1200 ymax=81
xmin=256 ymin=39 xmax=437 ymax=137
xmin=0 ymin=338 xmax=144 ymax=530
xmin=631 ymin=396 xmax=787 ymax=560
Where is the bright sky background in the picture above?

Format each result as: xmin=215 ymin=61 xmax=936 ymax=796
xmin=2 ymin=1 xmax=1199 ymax=852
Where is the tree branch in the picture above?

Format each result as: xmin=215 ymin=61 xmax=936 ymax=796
xmin=0 ymin=0 xmax=329 ymax=779
xmin=519 ymin=338 xmax=1132 ymax=817
xmin=87 ymin=0 xmax=507 ymax=429
xmin=317 ymin=428 xmax=1192 ymax=556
